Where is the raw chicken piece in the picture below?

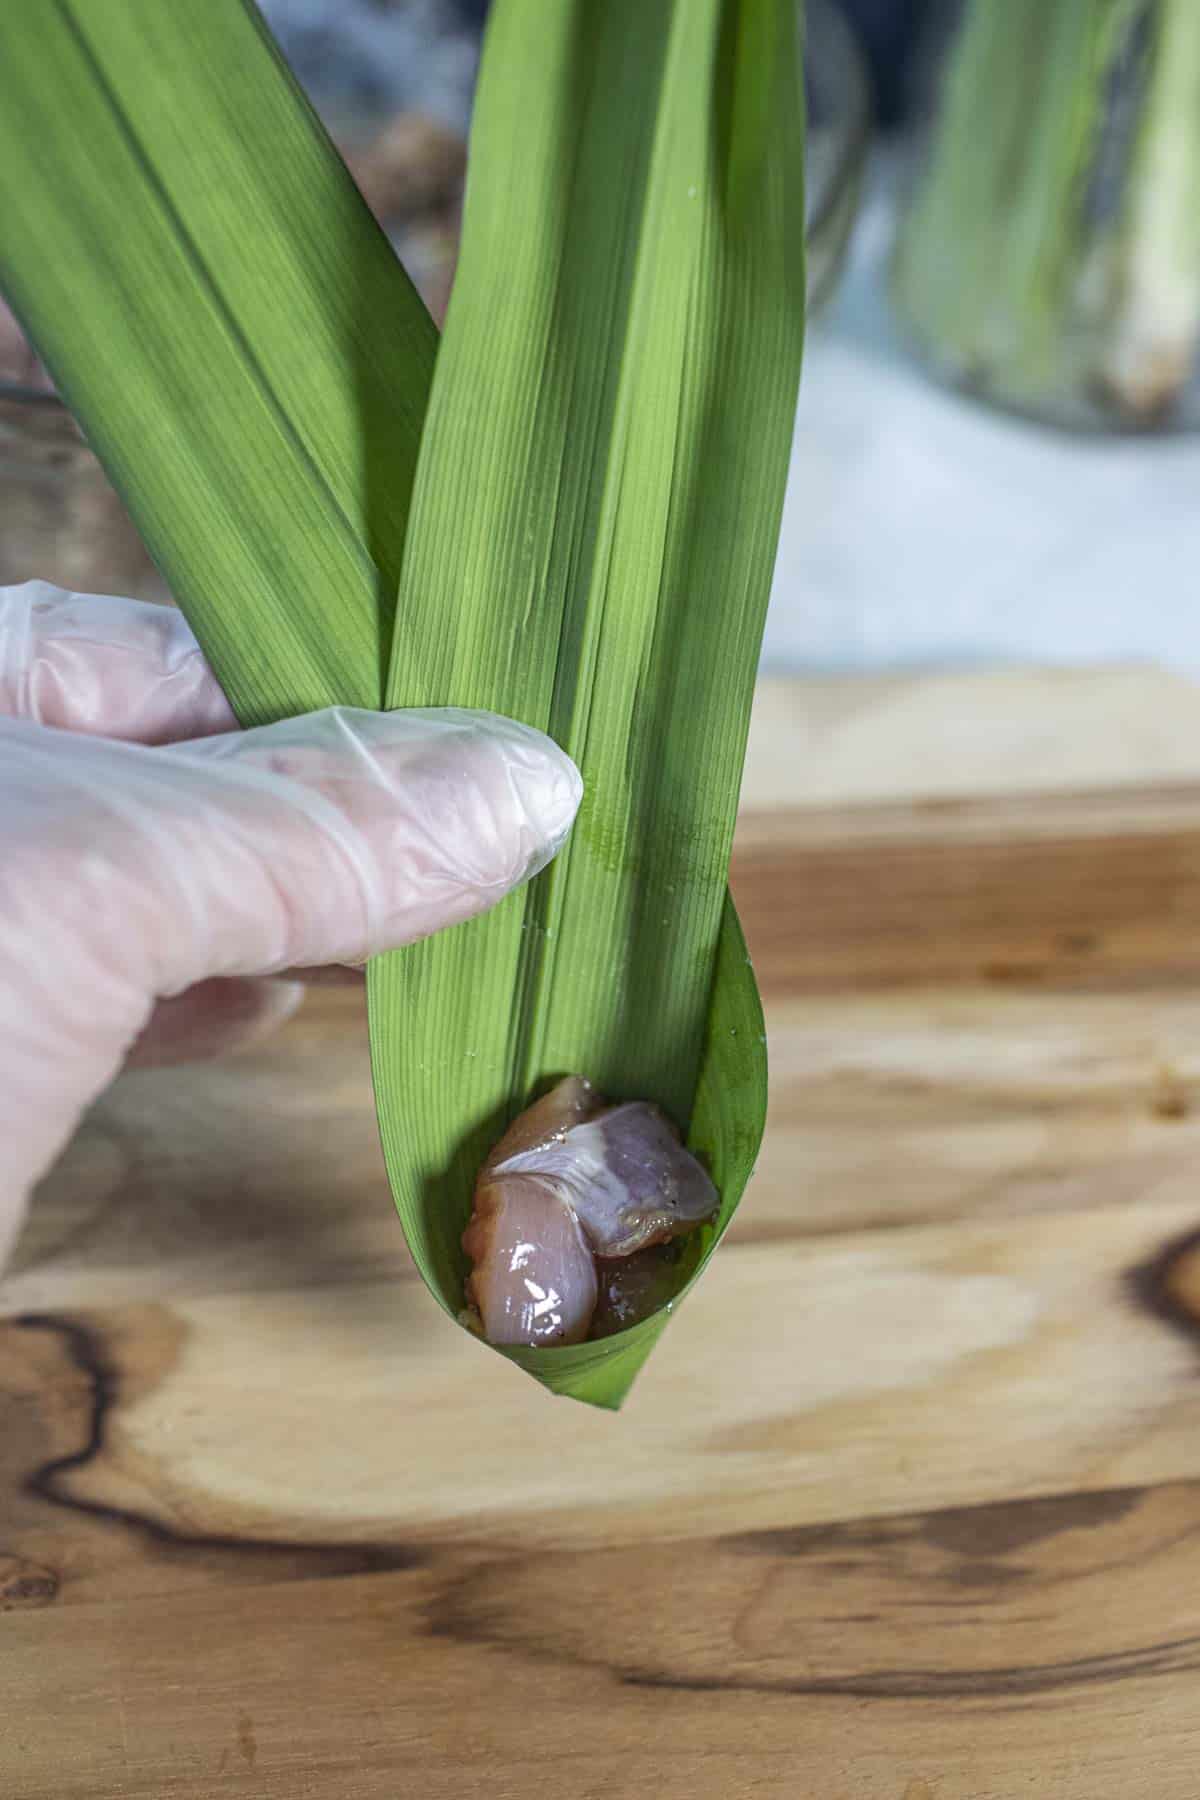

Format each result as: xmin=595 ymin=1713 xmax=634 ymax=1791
xmin=497 ymin=1100 xmax=718 ymax=1258
xmin=463 ymin=1173 xmax=597 ymax=1348
xmin=463 ymin=1077 xmax=718 ymax=1349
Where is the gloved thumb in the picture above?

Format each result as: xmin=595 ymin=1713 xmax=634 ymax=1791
xmin=0 ymin=704 xmax=581 ymax=1244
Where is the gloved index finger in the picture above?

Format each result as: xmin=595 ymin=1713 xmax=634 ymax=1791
xmin=0 ymin=580 xmax=237 ymax=744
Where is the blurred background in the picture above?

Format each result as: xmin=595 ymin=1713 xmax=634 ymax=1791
xmin=3 ymin=0 xmax=1199 ymax=676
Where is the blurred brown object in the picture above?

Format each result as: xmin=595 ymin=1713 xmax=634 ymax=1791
xmin=341 ymin=110 xmax=466 ymax=222
xmin=1 ymin=295 xmax=163 ymax=597
xmin=0 ymin=298 xmax=52 ymax=394
xmin=392 ymin=201 xmax=462 ymax=326
xmin=340 ymin=110 xmax=465 ymax=325
xmin=0 ymin=108 xmax=465 ymax=598
xmin=0 ymin=394 xmax=165 ymax=600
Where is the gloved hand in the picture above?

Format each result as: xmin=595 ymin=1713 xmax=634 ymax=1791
xmin=0 ymin=581 xmax=582 ymax=1269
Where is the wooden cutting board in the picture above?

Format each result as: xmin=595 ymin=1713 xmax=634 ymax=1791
xmin=7 ymin=669 xmax=1200 ymax=1800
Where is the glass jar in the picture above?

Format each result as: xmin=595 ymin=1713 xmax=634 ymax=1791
xmin=806 ymin=0 xmax=872 ymax=318
xmin=891 ymin=0 xmax=1200 ymax=433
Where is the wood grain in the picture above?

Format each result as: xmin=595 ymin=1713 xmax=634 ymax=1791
xmin=734 ymin=782 xmax=1200 ymax=994
xmin=741 ymin=666 xmax=1200 ymax=811
xmin=8 ymin=673 xmax=1200 ymax=1797
xmin=7 ymin=1485 xmax=1200 ymax=1798
xmin=7 ymin=1190 xmax=1200 ymax=1580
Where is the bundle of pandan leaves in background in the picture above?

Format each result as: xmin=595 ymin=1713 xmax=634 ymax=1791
xmin=0 ymin=0 xmax=806 ymax=1406
xmin=893 ymin=0 xmax=1200 ymax=431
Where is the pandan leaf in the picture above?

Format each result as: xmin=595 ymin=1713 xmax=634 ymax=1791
xmin=0 ymin=0 xmax=804 ymax=1408
xmin=0 ymin=0 xmax=433 ymax=719
xmin=369 ymin=0 xmax=804 ymax=1405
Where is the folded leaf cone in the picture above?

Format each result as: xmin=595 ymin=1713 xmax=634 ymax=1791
xmin=0 ymin=0 xmax=805 ymax=1407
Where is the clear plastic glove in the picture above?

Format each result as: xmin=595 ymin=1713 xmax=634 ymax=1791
xmin=0 ymin=581 xmax=583 ymax=1269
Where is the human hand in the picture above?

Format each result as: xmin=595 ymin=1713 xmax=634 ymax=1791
xmin=0 ymin=581 xmax=582 ymax=1269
